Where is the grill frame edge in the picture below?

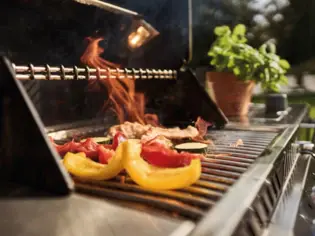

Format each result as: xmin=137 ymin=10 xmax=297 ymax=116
xmin=189 ymin=121 xmax=304 ymax=236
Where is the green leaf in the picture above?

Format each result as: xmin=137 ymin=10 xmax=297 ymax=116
xmin=227 ymin=57 xmax=235 ymax=68
xmin=279 ymin=59 xmax=290 ymax=70
xmin=279 ymin=75 xmax=288 ymax=84
xmin=208 ymin=24 xmax=290 ymax=93
xmin=210 ymin=58 xmax=217 ymax=65
xmin=233 ymin=67 xmax=241 ymax=75
xmin=266 ymin=43 xmax=276 ymax=54
xmin=269 ymin=83 xmax=280 ymax=92
xmin=233 ymin=24 xmax=246 ymax=36
xmin=214 ymin=26 xmax=231 ymax=36
xmin=259 ymin=44 xmax=267 ymax=54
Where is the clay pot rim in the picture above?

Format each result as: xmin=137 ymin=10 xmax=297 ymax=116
xmin=208 ymin=80 xmax=255 ymax=85
xmin=207 ymin=72 xmax=255 ymax=85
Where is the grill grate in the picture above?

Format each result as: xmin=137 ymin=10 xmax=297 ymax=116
xmin=73 ymin=130 xmax=279 ymax=221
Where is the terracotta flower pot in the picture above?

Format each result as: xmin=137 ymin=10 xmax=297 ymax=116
xmin=206 ymin=72 xmax=255 ymax=116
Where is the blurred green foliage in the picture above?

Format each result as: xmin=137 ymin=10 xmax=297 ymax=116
xmin=191 ymin=0 xmax=315 ymax=74
xmin=208 ymin=24 xmax=290 ymax=92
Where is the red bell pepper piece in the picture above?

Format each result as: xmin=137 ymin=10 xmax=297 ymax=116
xmin=98 ymin=145 xmax=115 ymax=164
xmin=49 ymin=137 xmax=103 ymax=158
xmin=141 ymin=144 xmax=202 ymax=168
xmin=112 ymin=132 xmax=127 ymax=150
xmin=102 ymin=144 xmax=114 ymax=150
xmin=50 ymin=137 xmax=81 ymax=156
xmin=76 ymin=138 xmax=99 ymax=158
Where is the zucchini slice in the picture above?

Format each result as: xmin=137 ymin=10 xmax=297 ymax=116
xmin=175 ymin=142 xmax=208 ymax=154
xmin=81 ymin=137 xmax=112 ymax=144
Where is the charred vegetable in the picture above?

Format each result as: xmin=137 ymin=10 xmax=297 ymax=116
xmin=175 ymin=142 xmax=208 ymax=154
xmin=124 ymin=140 xmax=202 ymax=190
xmin=81 ymin=137 xmax=111 ymax=144
xmin=141 ymin=142 xmax=202 ymax=168
xmin=62 ymin=139 xmax=202 ymax=190
xmin=63 ymin=143 xmax=125 ymax=180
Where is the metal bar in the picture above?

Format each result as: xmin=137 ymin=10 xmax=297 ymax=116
xmin=213 ymin=144 xmax=265 ymax=152
xmin=201 ymin=168 xmax=242 ymax=179
xmin=75 ymin=183 xmax=205 ymax=220
xmin=201 ymin=162 xmax=247 ymax=173
xmin=75 ymin=178 xmax=215 ymax=208
xmin=210 ymin=151 xmax=258 ymax=159
xmin=187 ymin=0 xmax=193 ymax=63
xmin=194 ymin=180 xmax=229 ymax=192
xmin=212 ymin=138 xmax=276 ymax=144
xmin=212 ymin=147 xmax=263 ymax=156
xmin=199 ymin=174 xmax=235 ymax=185
xmin=205 ymin=155 xmax=254 ymax=164
xmin=299 ymin=123 xmax=315 ymax=129
xmin=202 ymin=158 xmax=252 ymax=168
xmin=73 ymin=0 xmax=139 ymax=17
xmin=13 ymin=64 xmax=177 ymax=80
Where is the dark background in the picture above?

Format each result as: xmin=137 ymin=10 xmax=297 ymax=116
xmin=3 ymin=0 xmax=315 ymax=125
xmin=1 ymin=0 xmax=189 ymax=69
xmin=190 ymin=0 xmax=315 ymax=70
xmin=2 ymin=0 xmax=315 ymax=71
xmin=2 ymin=0 xmax=190 ymax=125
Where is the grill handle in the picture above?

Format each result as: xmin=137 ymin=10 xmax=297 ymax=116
xmin=299 ymin=122 xmax=315 ymax=145
xmin=12 ymin=64 xmax=177 ymax=81
xmin=300 ymin=123 xmax=315 ymax=129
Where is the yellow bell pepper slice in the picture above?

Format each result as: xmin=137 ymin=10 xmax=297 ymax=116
xmin=122 ymin=139 xmax=201 ymax=190
xmin=63 ymin=145 xmax=125 ymax=180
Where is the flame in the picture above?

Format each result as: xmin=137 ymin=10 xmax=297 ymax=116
xmin=230 ymin=139 xmax=244 ymax=147
xmin=80 ymin=37 xmax=159 ymax=125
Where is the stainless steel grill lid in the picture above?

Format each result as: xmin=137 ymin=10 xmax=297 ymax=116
xmin=0 ymin=57 xmax=74 ymax=194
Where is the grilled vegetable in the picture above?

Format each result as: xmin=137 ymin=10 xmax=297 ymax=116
xmin=141 ymin=135 xmax=173 ymax=149
xmin=112 ymin=132 xmax=127 ymax=150
xmin=123 ymin=140 xmax=202 ymax=190
xmin=98 ymin=145 xmax=115 ymax=164
xmin=81 ymin=137 xmax=111 ymax=144
xmin=62 ymin=142 xmax=125 ymax=180
xmin=175 ymin=142 xmax=208 ymax=154
xmin=141 ymin=143 xmax=202 ymax=168
xmin=50 ymin=137 xmax=114 ymax=160
xmin=76 ymin=138 xmax=99 ymax=157
xmin=51 ymin=138 xmax=81 ymax=156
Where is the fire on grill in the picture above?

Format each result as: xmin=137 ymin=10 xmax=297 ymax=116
xmin=46 ymin=37 xmax=216 ymax=191
xmin=10 ymin=35 xmax=283 ymax=225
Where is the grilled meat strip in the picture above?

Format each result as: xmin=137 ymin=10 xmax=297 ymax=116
xmin=108 ymin=122 xmax=200 ymax=141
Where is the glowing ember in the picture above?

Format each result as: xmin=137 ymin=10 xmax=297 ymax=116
xmin=80 ymin=37 xmax=159 ymax=125
xmin=230 ymin=139 xmax=244 ymax=147
xmin=206 ymin=153 xmax=232 ymax=158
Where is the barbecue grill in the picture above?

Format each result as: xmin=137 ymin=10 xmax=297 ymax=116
xmin=1 ymin=0 xmax=315 ymax=235
xmin=0 ymin=55 xmax=314 ymax=236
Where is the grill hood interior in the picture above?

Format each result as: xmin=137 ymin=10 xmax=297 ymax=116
xmin=0 ymin=56 xmax=228 ymax=195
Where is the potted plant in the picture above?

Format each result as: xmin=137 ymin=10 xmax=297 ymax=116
xmin=207 ymin=24 xmax=290 ymax=116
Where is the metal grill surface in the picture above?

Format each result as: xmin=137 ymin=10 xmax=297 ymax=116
xmin=73 ymin=130 xmax=278 ymax=221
